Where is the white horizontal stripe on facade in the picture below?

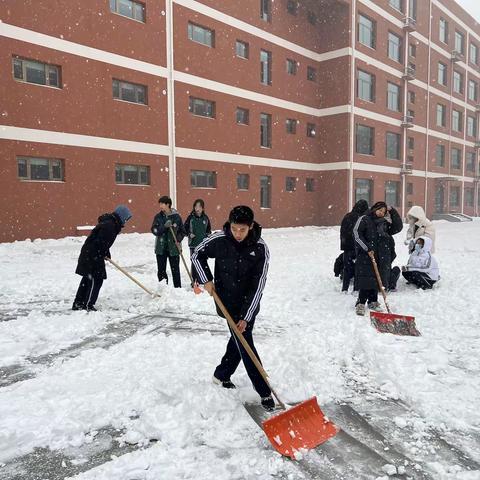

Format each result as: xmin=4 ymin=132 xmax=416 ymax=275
xmin=0 ymin=22 xmax=168 ymax=78
xmin=357 ymin=0 xmax=403 ymax=28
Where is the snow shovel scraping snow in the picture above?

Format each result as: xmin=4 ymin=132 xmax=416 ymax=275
xmin=211 ymin=289 xmax=338 ymax=458
xmin=369 ymin=254 xmax=420 ymax=337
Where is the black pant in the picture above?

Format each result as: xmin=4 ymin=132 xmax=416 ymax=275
xmin=156 ymin=254 xmax=181 ymax=288
xmin=214 ymin=319 xmax=271 ymax=398
xmin=403 ymin=270 xmax=436 ymax=290
xmin=389 ymin=266 xmax=401 ymax=290
xmin=342 ymin=250 xmax=356 ymax=291
xmin=190 ymin=247 xmax=198 ymax=284
xmin=357 ymin=289 xmax=378 ymax=305
xmin=73 ymin=274 xmax=104 ymax=309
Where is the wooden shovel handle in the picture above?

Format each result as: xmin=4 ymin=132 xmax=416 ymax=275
xmin=105 ymin=257 xmax=158 ymax=297
xmin=168 ymin=226 xmax=195 ymax=284
xmin=369 ymin=253 xmax=391 ymax=314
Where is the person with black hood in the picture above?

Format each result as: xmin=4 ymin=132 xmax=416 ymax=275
xmin=151 ymin=196 xmax=186 ymax=288
xmin=72 ymin=205 xmax=132 ymax=311
xmin=340 ymin=199 xmax=369 ymax=292
xmin=184 ymin=199 xmax=212 ymax=285
xmin=191 ymin=206 xmax=274 ymax=411
xmin=353 ymin=201 xmax=403 ymax=316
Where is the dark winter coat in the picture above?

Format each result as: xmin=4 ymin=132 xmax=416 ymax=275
xmin=191 ymin=221 xmax=269 ymax=322
xmin=184 ymin=212 xmax=212 ymax=248
xmin=75 ymin=213 xmax=123 ymax=279
xmin=151 ymin=209 xmax=186 ymax=256
xmin=353 ymin=208 xmax=403 ymax=290
xmin=340 ymin=200 xmax=369 ymax=251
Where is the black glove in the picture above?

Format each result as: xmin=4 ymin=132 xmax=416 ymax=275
xmin=164 ymin=220 xmax=172 ymax=228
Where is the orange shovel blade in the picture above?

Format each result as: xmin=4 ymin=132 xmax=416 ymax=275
xmin=370 ymin=311 xmax=420 ymax=336
xmin=193 ymin=282 xmax=202 ymax=295
xmin=262 ymin=397 xmax=338 ymax=458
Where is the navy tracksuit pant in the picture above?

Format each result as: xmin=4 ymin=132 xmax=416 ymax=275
xmin=73 ymin=274 xmax=104 ymax=309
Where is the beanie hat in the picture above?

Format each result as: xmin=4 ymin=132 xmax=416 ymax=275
xmin=114 ymin=205 xmax=132 ymax=225
xmin=229 ymin=205 xmax=254 ymax=225
xmin=370 ymin=201 xmax=387 ymax=213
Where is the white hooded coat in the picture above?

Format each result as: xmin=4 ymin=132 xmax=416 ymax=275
xmin=405 ymin=206 xmax=436 ymax=253
xmin=406 ymin=236 xmax=440 ymax=281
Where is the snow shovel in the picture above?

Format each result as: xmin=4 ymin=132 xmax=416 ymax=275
xmin=105 ymin=257 xmax=159 ymax=298
xmin=210 ymin=288 xmax=338 ymax=458
xmin=168 ymin=226 xmax=202 ymax=294
xmin=369 ymin=253 xmax=420 ymax=336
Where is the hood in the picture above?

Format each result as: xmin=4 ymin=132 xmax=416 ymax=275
xmin=352 ymin=199 xmax=369 ymax=215
xmin=114 ymin=205 xmax=132 ymax=226
xmin=223 ymin=220 xmax=262 ymax=246
xmin=98 ymin=212 xmax=122 ymax=229
xmin=407 ymin=205 xmax=428 ymax=225
xmin=418 ymin=235 xmax=433 ymax=253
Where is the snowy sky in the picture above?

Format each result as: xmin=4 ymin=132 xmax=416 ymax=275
xmin=456 ymin=0 xmax=480 ymax=23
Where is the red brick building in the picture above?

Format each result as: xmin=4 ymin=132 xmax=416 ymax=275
xmin=1 ymin=0 xmax=479 ymax=242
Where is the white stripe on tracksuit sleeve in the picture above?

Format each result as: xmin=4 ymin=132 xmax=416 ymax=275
xmin=353 ymin=216 xmax=368 ymax=251
xmin=190 ymin=232 xmax=224 ymax=284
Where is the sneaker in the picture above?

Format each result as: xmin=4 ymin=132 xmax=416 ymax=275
xmin=87 ymin=306 xmax=98 ymax=312
xmin=72 ymin=303 xmax=86 ymax=311
xmin=212 ymin=376 xmax=236 ymax=389
xmin=368 ymin=301 xmax=382 ymax=312
xmin=355 ymin=303 xmax=366 ymax=316
xmin=261 ymin=396 xmax=275 ymax=411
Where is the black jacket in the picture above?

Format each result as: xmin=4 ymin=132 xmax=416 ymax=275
xmin=151 ymin=209 xmax=186 ymax=256
xmin=191 ymin=221 xmax=269 ymax=322
xmin=75 ymin=213 xmax=123 ymax=279
xmin=340 ymin=200 xmax=369 ymax=251
xmin=353 ymin=208 xmax=403 ymax=290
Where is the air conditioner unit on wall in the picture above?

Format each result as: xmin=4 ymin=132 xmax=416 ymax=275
xmin=402 ymin=115 xmax=414 ymax=128
xmin=403 ymin=65 xmax=416 ymax=80
xmin=403 ymin=16 xmax=417 ymax=32
xmin=401 ymin=164 xmax=413 ymax=175
xmin=451 ymin=50 xmax=463 ymax=63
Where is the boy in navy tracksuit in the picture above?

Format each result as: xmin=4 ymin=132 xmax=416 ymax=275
xmin=191 ymin=206 xmax=274 ymax=411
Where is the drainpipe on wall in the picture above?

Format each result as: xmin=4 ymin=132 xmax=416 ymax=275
xmin=166 ymin=0 xmax=177 ymax=206
xmin=424 ymin=0 xmax=433 ymax=216
xmin=348 ymin=0 xmax=357 ymax=211
xmin=401 ymin=1 xmax=410 ymax=219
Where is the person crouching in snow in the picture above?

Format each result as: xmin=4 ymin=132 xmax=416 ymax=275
xmin=402 ymin=236 xmax=439 ymax=289
xmin=405 ymin=205 xmax=436 ymax=253
xmin=353 ymin=202 xmax=403 ymax=316
xmin=191 ymin=206 xmax=274 ymax=411
xmin=72 ymin=205 xmax=132 ymax=311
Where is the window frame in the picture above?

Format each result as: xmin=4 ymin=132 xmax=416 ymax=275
xmin=285 ymin=176 xmax=297 ymax=192
xmin=112 ymin=78 xmax=148 ymax=105
xmin=236 ymin=107 xmax=250 ymax=125
xmin=260 ymin=113 xmax=272 ymax=148
xmin=17 ymin=156 xmax=65 ymax=182
xmin=386 ymin=132 xmax=401 ymax=160
xmin=187 ymin=22 xmax=215 ymax=47
xmin=358 ymin=14 xmax=376 ymax=49
xmin=109 ymin=0 xmax=146 ymax=23
xmin=387 ymin=31 xmax=402 ymax=63
xmin=13 ymin=56 xmax=61 ymax=88
xmin=237 ymin=173 xmax=250 ymax=191
xmin=189 ymin=96 xmax=216 ymax=118
xmin=357 ymin=69 xmax=375 ymax=102
xmin=115 ymin=163 xmax=150 ymax=185
xmin=191 ymin=170 xmax=217 ymax=189
xmin=356 ymin=124 xmax=375 ymax=155
xmin=235 ymin=40 xmax=249 ymax=59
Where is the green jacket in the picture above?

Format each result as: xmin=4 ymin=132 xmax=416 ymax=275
xmin=151 ymin=209 xmax=186 ymax=256
xmin=184 ymin=212 xmax=212 ymax=248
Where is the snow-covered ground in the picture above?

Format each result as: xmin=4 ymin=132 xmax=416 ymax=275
xmin=0 ymin=220 xmax=479 ymax=479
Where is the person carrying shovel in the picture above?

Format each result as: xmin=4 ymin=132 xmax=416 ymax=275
xmin=191 ymin=205 xmax=274 ymax=411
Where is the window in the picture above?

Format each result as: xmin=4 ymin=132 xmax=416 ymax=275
xmin=467 ymin=116 xmax=477 ymax=137
xmin=286 ymin=176 xmax=296 ymax=192
xmin=236 ymin=107 xmax=249 ymax=125
xmin=188 ymin=22 xmax=214 ymax=47
xmin=388 ymin=32 xmax=402 ymax=62
xmin=260 ymin=50 xmax=272 ymax=85
xmin=452 ymin=110 xmax=462 ymax=132
xmin=436 ymin=104 xmax=446 ymax=127
xmin=260 ymin=113 xmax=272 ymax=148
xmin=260 ymin=0 xmax=271 ymax=22
xmin=307 ymin=11 xmax=317 ymax=25
xmin=307 ymin=66 xmax=317 ymax=81
xmin=236 ymin=40 xmax=249 ymax=59
xmin=357 ymin=70 xmax=375 ymax=102
xmin=17 ymin=156 xmax=64 ymax=181
xmin=453 ymin=71 xmax=464 ymax=94
xmin=451 ymin=148 xmax=462 ymax=169
xmin=408 ymin=90 xmax=415 ymax=104
xmin=408 ymin=137 xmax=415 ymax=150
xmin=112 ymin=79 xmax=147 ymax=104
xmin=115 ymin=164 xmax=150 ymax=185
xmin=389 ymin=0 xmax=403 ymax=11
xmin=286 ymin=59 xmax=297 ymax=75
xmin=109 ymin=0 xmax=145 ymax=22
xmin=191 ymin=170 xmax=216 ymax=188
xmin=358 ymin=14 xmax=376 ymax=49
xmin=465 ymin=188 xmax=474 ymax=207
xmin=287 ymin=0 xmax=297 ymax=15
xmin=260 ymin=175 xmax=271 ymax=208
xmin=407 ymin=182 xmax=414 ymax=195
xmin=286 ymin=118 xmax=297 ymax=134
xmin=356 ymin=124 xmax=374 ymax=155
xmin=189 ymin=97 xmax=215 ymax=118
xmin=13 ymin=57 xmax=61 ymax=88
xmin=387 ymin=82 xmax=401 ymax=111
xmin=409 ymin=0 xmax=417 ymax=19
xmin=385 ymin=181 xmax=400 ymax=206
xmin=409 ymin=43 xmax=417 ymax=58
xmin=450 ymin=186 xmax=460 ymax=208
xmin=438 ymin=62 xmax=447 ymax=86
xmin=470 ymin=43 xmax=478 ymax=65
xmin=455 ymin=31 xmax=465 ymax=54
xmin=466 ymin=151 xmax=476 ymax=171
xmin=468 ymin=80 xmax=478 ymax=102
xmin=237 ymin=173 xmax=250 ymax=190
xmin=307 ymin=123 xmax=316 ymax=138
xmin=439 ymin=18 xmax=448 ymax=44
xmin=355 ymin=178 xmax=373 ymax=204
xmin=386 ymin=132 xmax=401 ymax=160
xmin=436 ymin=144 xmax=445 ymax=167
xmin=306 ymin=178 xmax=315 ymax=192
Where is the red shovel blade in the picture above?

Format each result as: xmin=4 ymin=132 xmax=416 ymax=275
xmin=262 ymin=397 xmax=339 ymax=458
xmin=370 ymin=311 xmax=421 ymax=336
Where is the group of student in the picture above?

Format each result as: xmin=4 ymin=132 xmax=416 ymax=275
xmin=339 ymin=201 xmax=440 ymax=316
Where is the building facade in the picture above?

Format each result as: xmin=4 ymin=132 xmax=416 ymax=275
xmin=0 ymin=0 xmax=479 ymax=242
